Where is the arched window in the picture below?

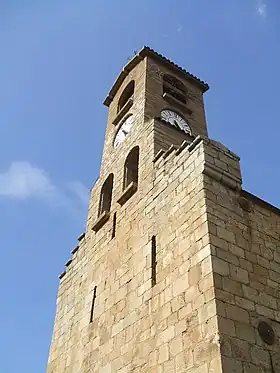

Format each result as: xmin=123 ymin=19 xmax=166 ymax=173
xmin=118 ymin=81 xmax=135 ymax=112
xmin=123 ymin=146 xmax=139 ymax=190
xmin=163 ymin=74 xmax=186 ymax=104
xmin=98 ymin=173 xmax=114 ymax=216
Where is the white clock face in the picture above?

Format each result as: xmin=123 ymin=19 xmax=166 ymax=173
xmin=114 ymin=115 xmax=134 ymax=148
xmin=161 ymin=110 xmax=191 ymax=135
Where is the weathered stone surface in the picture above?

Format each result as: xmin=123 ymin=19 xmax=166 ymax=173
xmin=47 ymin=48 xmax=280 ymax=373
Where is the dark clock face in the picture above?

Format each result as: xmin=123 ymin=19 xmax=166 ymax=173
xmin=161 ymin=110 xmax=191 ymax=135
xmin=114 ymin=115 xmax=134 ymax=148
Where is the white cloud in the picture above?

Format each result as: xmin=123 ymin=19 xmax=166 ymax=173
xmin=256 ymin=0 xmax=268 ymax=18
xmin=0 ymin=161 xmax=89 ymax=213
xmin=177 ymin=25 xmax=183 ymax=33
xmin=0 ymin=161 xmax=55 ymax=199
xmin=68 ymin=181 xmax=89 ymax=205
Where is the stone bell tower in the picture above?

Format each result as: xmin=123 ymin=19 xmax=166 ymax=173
xmin=47 ymin=47 xmax=280 ymax=373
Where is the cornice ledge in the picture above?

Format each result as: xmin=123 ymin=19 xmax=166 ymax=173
xmin=77 ymin=232 xmax=85 ymax=242
xmin=117 ymin=182 xmax=138 ymax=206
xmin=92 ymin=211 xmax=110 ymax=232
xmin=205 ymin=138 xmax=240 ymax=161
xmin=112 ymin=98 xmax=133 ymax=125
xmin=59 ymin=271 xmax=66 ymax=280
xmin=71 ymin=245 xmax=79 ymax=255
xmin=187 ymin=135 xmax=203 ymax=152
xmin=241 ymin=190 xmax=280 ymax=217
xmin=65 ymin=259 xmax=72 ymax=267
xmin=203 ymin=163 xmax=242 ymax=191
xmin=163 ymin=145 xmax=177 ymax=159
xmin=153 ymin=136 xmax=201 ymax=163
xmin=175 ymin=140 xmax=189 ymax=155
xmin=153 ymin=149 xmax=165 ymax=163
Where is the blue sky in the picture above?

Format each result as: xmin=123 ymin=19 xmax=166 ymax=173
xmin=0 ymin=0 xmax=279 ymax=372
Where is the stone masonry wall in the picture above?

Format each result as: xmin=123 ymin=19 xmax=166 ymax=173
xmin=47 ymin=52 xmax=280 ymax=373
xmin=202 ymin=139 xmax=280 ymax=373
xmin=47 ymin=134 xmax=224 ymax=373
xmin=48 ymin=130 xmax=280 ymax=373
xmin=148 ymin=137 xmax=222 ymax=373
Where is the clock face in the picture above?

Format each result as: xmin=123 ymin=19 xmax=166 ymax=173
xmin=114 ymin=115 xmax=134 ymax=148
xmin=161 ymin=110 xmax=191 ymax=135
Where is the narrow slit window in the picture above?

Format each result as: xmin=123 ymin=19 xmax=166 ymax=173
xmin=112 ymin=212 xmax=117 ymax=239
xmin=151 ymin=236 xmax=157 ymax=287
xmin=89 ymin=286 xmax=97 ymax=323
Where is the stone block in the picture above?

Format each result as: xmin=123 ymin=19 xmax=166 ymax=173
xmin=158 ymin=344 xmax=169 ymax=364
xmin=225 ymin=304 xmax=249 ymax=323
xmin=209 ymin=355 xmax=222 ymax=373
xmin=198 ymin=299 xmax=216 ymax=323
xmin=212 ymin=257 xmax=230 ymax=276
xmin=231 ymin=338 xmax=251 ymax=362
xmin=234 ymin=296 xmax=255 ymax=311
xmin=189 ymin=263 xmax=202 ymax=286
xmin=172 ymin=273 xmax=189 ymax=297
xmin=198 ymin=273 xmax=214 ymax=293
xmin=229 ymin=264 xmax=249 ymax=284
xmin=221 ymin=357 xmax=243 ymax=373
xmin=250 ymin=345 xmax=270 ymax=369
xmin=235 ymin=322 xmax=255 ymax=343
xmin=217 ymin=227 xmax=236 ymax=244
xmin=222 ymin=277 xmax=243 ymax=296
xmin=156 ymin=327 xmax=175 ymax=347
xmin=169 ymin=336 xmax=183 ymax=357
xmin=218 ymin=317 xmax=235 ymax=337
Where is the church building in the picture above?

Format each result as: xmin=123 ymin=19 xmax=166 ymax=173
xmin=47 ymin=47 xmax=280 ymax=373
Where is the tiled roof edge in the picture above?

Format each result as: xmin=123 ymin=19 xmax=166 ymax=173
xmin=241 ymin=190 xmax=280 ymax=217
xmin=140 ymin=46 xmax=209 ymax=91
xmin=104 ymin=46 xmax=209 ymax=107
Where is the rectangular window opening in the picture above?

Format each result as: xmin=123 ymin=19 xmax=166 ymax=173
xmin=112 ymin=212 xmax=117 ymax=239
xmin=89 ymin=286 xmax=97 ymax=324
xmin=163 ymin=85 xmax=186 ymax=104
xmin=151 ymin=235 xmax=157 ymax=287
